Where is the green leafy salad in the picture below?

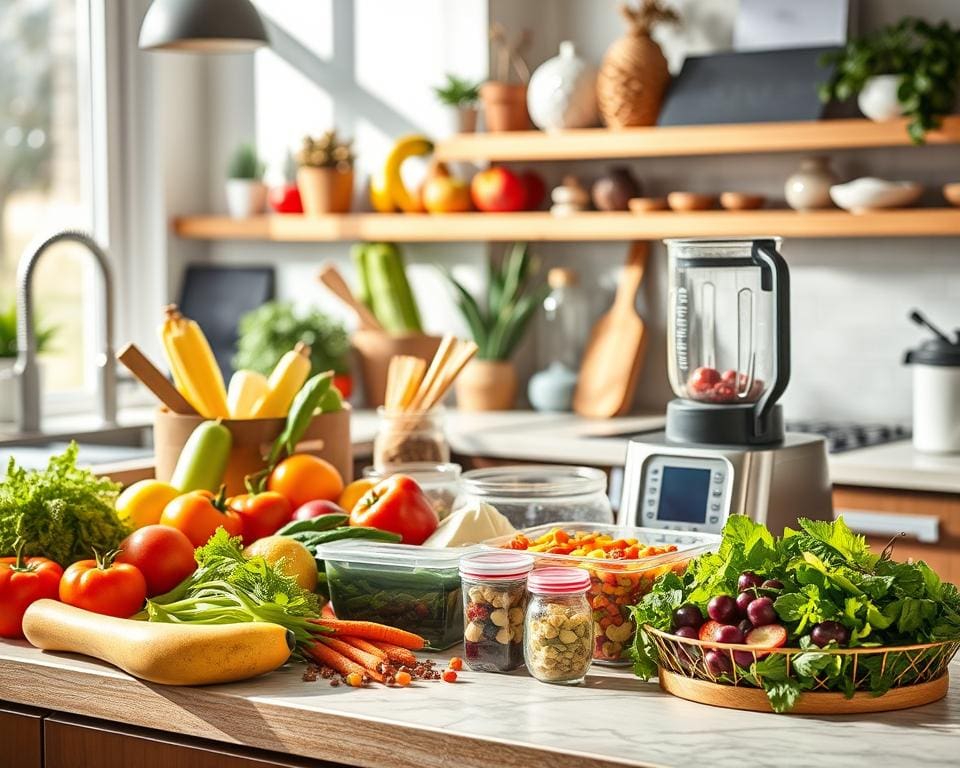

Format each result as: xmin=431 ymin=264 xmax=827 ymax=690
xmin=630 ymin=516 xmax=960 ymax=712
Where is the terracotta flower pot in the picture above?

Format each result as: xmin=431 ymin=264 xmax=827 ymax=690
xmin=455 ymin=359 xmax=517 ymax=411
xmin=297 ymin=166 xmax=354 ymax=215
xmin=480 ymin=82 xmax=530 ymax=132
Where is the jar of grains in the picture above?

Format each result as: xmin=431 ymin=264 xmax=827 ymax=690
xmin=373 ymin=407 xmax=450 ymax=470
xmin=524 ymin=567 xmax=594 ymax=685
xmin=459 ymin=551 xmax=534 ymax=672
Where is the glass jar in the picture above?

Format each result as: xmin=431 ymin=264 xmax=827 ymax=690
xmin=524 ymin=567 xmax=594 ymax=685
xmin=364 ymin=462 xmax=462 ymax=520
xmin=459 ymin=551 xmax=534 ymax=673
xmin=459 ymin=465 xmax=612 ymax=529
xmin=373 ymin=407 xmax=449 ymax=470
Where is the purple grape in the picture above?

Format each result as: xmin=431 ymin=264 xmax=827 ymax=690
xmin=715 ymin=624 xmax=745 ymax=644
xmin=707 ymin=595 xmax=739 ymax=624
xmin=673 ymin=625 xmax=698 ymax=640
xmin=672 ymin=604 xmax=704 ymax=630
xmin=747 ymin=596 xmax=777 ymax=627
xmin=704 ymin=649 xmax=733 ymax=677
xmin=733 ymin=650 xmax=755 ymax=667
xmin=738 ymin=571 xmax=763 ymax=591
xmin=810 ymin=621 xmax=850 ymax=648
xmin=736 ymin=591 xmax=754 ymax=616
xmin=737 ymin=619 xmax=754 ymax=636
xmin=761 ymin=578 xmax=784 ymax=591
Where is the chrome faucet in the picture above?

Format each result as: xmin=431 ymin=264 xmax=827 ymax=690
xmin=15 ymin=230 xmax=117 ymax=433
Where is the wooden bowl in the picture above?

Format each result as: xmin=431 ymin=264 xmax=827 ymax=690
xmin=628 ymin=197 xmax=669 ymax=213
xmin=943 ymin=183 xmax=960 ymax=207
xmin=719 ymin=192 xmax=766 ymax=211
xmin=667 ymin=192 xmax=716 ymax=212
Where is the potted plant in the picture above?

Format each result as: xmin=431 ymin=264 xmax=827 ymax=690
xmin=225 ymin=143 xmax=267 ymax=218
xmin=233 ymin=301 xmax=352 ymax=398
xmin=819 ymin=17 xmax=960 ymax=143
xmin=481 ymin=24 xmax=532 ymax=132
xmin=296 ymin=131 xmax=355 ymax=215
xmin=439 ymin=243 xmax=547 ymax=411
xmin=0 ymin=302 xmax=56 ymax=423
xmin=433 ymin=74 xmax=481 ymax=136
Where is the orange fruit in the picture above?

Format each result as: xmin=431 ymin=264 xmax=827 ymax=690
xmin=338 ymin=478 xmax=376 ymax=513
xmin=268 ymin=454 xmax=344 ymax=509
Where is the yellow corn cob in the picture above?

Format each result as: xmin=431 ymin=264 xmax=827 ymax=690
xmin=251 ymin=342 xmax=312 ymax=418
xmin=227 ymin=369 xmax=270 ymax=419
xmin=159 ymin=305 xmax=230 ymax=418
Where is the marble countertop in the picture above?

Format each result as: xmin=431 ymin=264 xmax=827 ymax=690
xmin=1 ymin=640 xmax=958 ymax=768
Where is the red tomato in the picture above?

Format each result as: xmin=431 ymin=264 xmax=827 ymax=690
xmin=332 ymin=374 xmax=352 ymax=399
xmin=269 ymin=184 xmax=303 ymax=213
xmin=470 ymin=167 xmax=526 ymax=212
xmin=688 ymin=366 xmax=721 ymax=394
xmin=349 ymin=474 xmax=439 ymax=545
xmin=117 ymin=525 xmax=196 ymax=597
xmin=292 ymin=499 xmax=347 ymax=521
xmin=0 ymin=554 xmax=63 ymax=638
xmin=229 ymin=491 xmax=292 ymax=544
xmin=159 ymin=489 xmax=243 ymax=547
xmin=59 ymin=552 xmax=147 ymax=618
xmin=519 ymin=169 xmax=546 ymax=210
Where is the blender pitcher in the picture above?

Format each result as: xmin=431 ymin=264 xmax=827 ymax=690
xmin=664 ymin=238 xmax=790 ymax=445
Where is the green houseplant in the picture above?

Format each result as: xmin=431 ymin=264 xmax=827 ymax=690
xmin=433 ymin=74 xmax=482 ymax=135
xmin=439 ymin=243 xmax=547 ymax=411
xmin=296 ymin=130 xmax=355 ymax=215
xmin=819 ymin=17 xmax=960 ymax=143
xmin=225 ymin=143 xmax=267 ymax=218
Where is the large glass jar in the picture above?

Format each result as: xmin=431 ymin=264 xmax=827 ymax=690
xmin=364 ymin=462 xmax=462 ymax=520
xmin=665 ymin=238 xmax=787 ymax=406
xmin=524 ymin=567 xmax=593 ymax=685
xmin=373 ymin=407 xmax=449 ymax=470
xmin=459 ymin=551 xmax=534 ymax=673
xmin=459 ymin=465 xmax=612 ymax=529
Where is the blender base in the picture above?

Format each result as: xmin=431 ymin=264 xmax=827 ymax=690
xmin=665 ymin=400 xmax=784 ymax=446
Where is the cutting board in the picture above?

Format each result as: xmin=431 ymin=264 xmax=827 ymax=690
xmin=573 ymin=242 xmax=649 ymax=418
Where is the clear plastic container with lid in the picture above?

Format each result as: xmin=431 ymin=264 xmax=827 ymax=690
xmin=524 ymin=567 xmax=594 ymax=685
xmin=459 ymin=551 xmax=534 ymax=673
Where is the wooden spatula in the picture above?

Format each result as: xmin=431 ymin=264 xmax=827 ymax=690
xmin=573 ymin=241 xmax=649 ymax=418
xmin=317 ymin=262 xmax=383 ymax=331
xmin=117 ymin=343 xmax=197 ymax=415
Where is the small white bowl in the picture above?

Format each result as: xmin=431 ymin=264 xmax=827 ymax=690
xmin=829 ymin=177 xmax=922 ymax=213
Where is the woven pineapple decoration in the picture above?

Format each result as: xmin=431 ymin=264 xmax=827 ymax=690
xmin=597 ymin=0 xmax=679 ymax=128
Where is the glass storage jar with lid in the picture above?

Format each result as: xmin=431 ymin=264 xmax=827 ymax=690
xmin=524 ymin=567 xmax=594 ymax=685
xmin=373 ymin=406 xmax=449 ymax=470
xmin=458 ymin=465 xmax=612 ymax=529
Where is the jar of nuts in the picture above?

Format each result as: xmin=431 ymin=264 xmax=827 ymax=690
xmin=524 ymin=568 xmax=594 ymax=685
xmin=459 ymin=552 xmax=534 ymax=673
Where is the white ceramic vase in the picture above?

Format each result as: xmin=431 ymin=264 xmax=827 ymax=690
xmin=784 ymin=157 xmax=838 ymax=211
xmin=438 ymin=105 xmax=478 ymax=138
xmin=527 ymin=41 xmax=598 ymax=131
xmin=225 ymin=179 xmax=267 ymax=219
xmin=858 ymin=75 xmax=905 ymax=122
xmin=0 ymin=358 xmax=16 ymax=424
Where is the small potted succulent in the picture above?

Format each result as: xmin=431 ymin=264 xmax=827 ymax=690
xmin=0 ymin=302 xmax=56 ymax=423
xmin=433 ymin=73 xmax=481 ymax=136
xmin=296 ymin=130 xmax=355 ymax=215
xmin=225 ymin=143 xmax=267 ymax=218
xmin=820 ymin=17 xmax=960 ymax=143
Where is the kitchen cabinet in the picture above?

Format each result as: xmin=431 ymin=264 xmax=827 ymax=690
xmin=0 ymin=703 xmax=44 ymax=768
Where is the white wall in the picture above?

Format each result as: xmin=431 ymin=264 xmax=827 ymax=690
xmin=167 ymin=0 xmax=960 ymax=424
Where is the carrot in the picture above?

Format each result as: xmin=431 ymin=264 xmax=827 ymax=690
xmin=304 ymin=641 xmax=368 ymax=680
xmin=321 ymin=602 xmax=337 ymax=619
xmin=319 ymin=636 xmax=384 ymax=681
xmin=341 ymin=636 xmax=389 ymax=663
xmin=369 ymin=640 xmax=417 ymax=667
xmin=309 ymin=618 xmax=425 ymax=650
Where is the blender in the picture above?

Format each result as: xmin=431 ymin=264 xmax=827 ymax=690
xmin=618 ymin=237 xmax=832 ymax=534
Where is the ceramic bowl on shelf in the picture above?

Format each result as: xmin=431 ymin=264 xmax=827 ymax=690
xmin=943 ymin=183 xmax=960 ymax=207
xmin=829 ymin=178 xmax=922 ymax=213
xmin=667 ymin=192 xmax=716 ymax=212
xmin=719 ymin=192 xmax=766 ymax=211
xmin=628 ymin=196 xmax=668 ymax=213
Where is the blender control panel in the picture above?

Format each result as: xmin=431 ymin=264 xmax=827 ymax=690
xmin=637 ymin=455 xmax=731 ymax=534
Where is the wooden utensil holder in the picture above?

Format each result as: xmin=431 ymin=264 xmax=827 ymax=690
xmin=352 ymin=331 xmax=443 ymax=408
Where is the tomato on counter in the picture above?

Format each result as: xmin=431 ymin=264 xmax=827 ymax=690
xmin=159 ymin=488 xmax=243 ymax=547
xmin=229 ymin=491 xmax=292 ymax=544
xmin=349 ymin=474 xmax=438 ymax=545
xmin=0 ymin=552 xmax=63 ymax=638
xmin=268 ymin=454 xmax=343 ymax=510
xmin=59 ymin=551 xmax=147 ymax=618
xmin=117 ymin=525 xmax=196 ymax=597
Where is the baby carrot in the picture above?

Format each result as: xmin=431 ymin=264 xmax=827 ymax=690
xmin=319 ymin=636 xmax=384 ymax=682
xmin=310 ymin=618 xmax=425 ymax=650
xmin=368 ymin=640 xmax=417 ymax=667
xmin=340 ymin=636 xmax=389 ymax=663
xmin=303 ymin=641 xmax=367 ymax=680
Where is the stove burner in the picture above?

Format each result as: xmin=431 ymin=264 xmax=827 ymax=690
xmin=785 ymin=421 xmax=911 ymax=454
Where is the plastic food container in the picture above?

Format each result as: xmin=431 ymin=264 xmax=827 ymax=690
xmin=459 ymin=465 xmax=613 ymax=529
xmin=524 ymin=567 xmax=594 ymax=685
xmin=318 ymin=540 xmax=477 ymax=650
xmin=363 ymin=462 xmax=462 ymax=520
xmin=484 ymin=523 xmax=720 ymax=664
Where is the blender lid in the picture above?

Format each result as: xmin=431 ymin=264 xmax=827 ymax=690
xmin=904 ymin=339 xmax=960 ymax=366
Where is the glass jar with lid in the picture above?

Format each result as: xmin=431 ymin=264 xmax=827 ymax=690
xmin=373 ymin=407 xmax=449 ymax=470
xmin=524 ymin=567 xmax=594 ymax=685
xmin=459 ymin=465 xmax=612 ymax=529
xmin=459 ymin=551 xmax=534 ymax=673
xmin=363 ymin=462 xmax=462 ymax=520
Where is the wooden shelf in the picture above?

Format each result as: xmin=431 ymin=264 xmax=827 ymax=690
xmin=173 ymin=209 xmax=960 ymax=243
xmin=434 ymin=118 xmax=960 ymax=163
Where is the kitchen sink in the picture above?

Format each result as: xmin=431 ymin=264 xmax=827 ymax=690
xmin=0 ymin=424 xmax=154 ymax=473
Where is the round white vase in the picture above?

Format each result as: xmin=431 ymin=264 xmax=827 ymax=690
xmin=225 ymin=179 xmax=267 ymax=219
xmin=527 ymin=41 xmax=598 ymax=131
xmin=857 ymin=75 xmax=905 ymax=122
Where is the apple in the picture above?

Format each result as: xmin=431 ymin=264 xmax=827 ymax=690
xmin=422 ymin=174 xmax=471 ymax=213
xmin=269 ymin=184 xmax=303 ymax=214
xmin=470 ymin=167 xmax=526 ymax=212
xmin=519 ymin=169 xmax=546 ymax=210
xmin=292 ymin=499 xmax=347 ymax=521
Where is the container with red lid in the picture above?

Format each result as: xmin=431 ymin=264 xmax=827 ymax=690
xmin=460 ymin=552 xmax=534 ymax=673
xmin=524 ymin=567 xmax=594 ymax=685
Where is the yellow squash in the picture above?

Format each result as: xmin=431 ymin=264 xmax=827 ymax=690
xmin=227 ymin=369 xmax=270 ymax=419
xmin=251 ymin=343 xmax=312 ymax=418
xmin=159 ymin=305 xmax=230 ymax=418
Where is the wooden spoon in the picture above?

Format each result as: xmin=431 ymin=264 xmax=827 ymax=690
xmin=317 ymin=262 xmax=383 ymax=331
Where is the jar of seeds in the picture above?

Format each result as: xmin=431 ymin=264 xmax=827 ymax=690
xmin=459 ymin=552 xmax=534 ymax=673
xmin=524 ymin=567 xmax=593 ymax=685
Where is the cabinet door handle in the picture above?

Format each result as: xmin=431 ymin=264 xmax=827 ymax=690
xmin=836 ymin=509 xmax=940 ymax=544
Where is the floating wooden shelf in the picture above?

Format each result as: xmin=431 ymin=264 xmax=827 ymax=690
xmin=173 ymin=209 xmax=960 ymax=243
xmin=434 ymin=118 xmax=960 ymax=163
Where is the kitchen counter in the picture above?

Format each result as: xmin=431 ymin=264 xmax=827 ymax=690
xmin=1 ymin=639 xmax=959 ymax=768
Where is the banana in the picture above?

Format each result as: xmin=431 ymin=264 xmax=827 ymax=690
xmin=159 ymin=305 xmax=230 ymax=418
xmin=22 ymin=600 xmax=294 ymax=686
xmin=251 ymin=342 xmax=312 ymax=418
xmin=369 ymin=173 xmax=396 ymax=213
xmin=227 ymin=369 xmax=270 ymax=419
xmin=381 ymin=134 xmax=433 ymax=213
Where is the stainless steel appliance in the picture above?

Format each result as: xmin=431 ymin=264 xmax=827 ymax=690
xmin=618 ymin=237 xmax=833 ymax=535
